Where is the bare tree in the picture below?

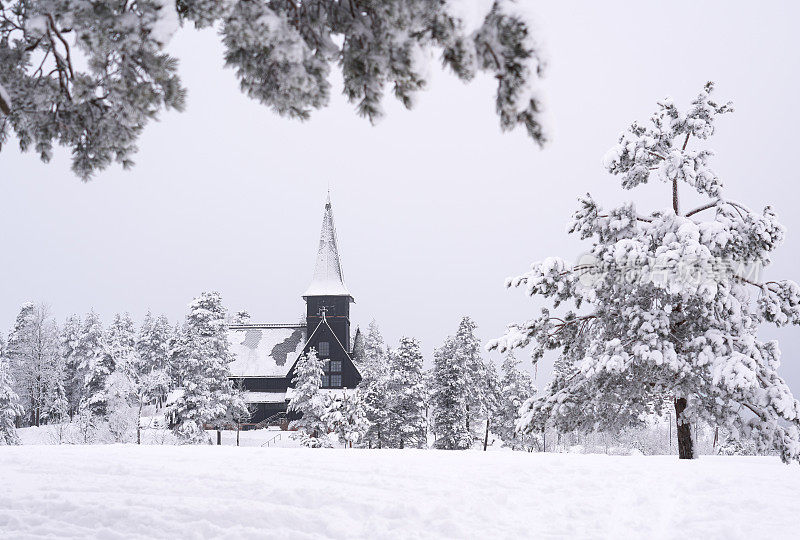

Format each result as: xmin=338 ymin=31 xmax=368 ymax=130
xmin=6 ymin=303 xmax=60 ymax=427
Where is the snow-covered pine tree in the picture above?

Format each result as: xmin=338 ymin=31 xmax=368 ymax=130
xmin=170 ymin=292 xmax=246 ymax=444
xmin=387 ymin=337 xmax=427 ymax=449
xmin=454 ymin=317 xmax=499 ymax=442
xmin=80 ymin=311 xmax=112 ymax=417
xmin=489 ymin=83 xmax=800 ymax=462
xmin=136 ymin=312 xmax=174 ymax=404
xmin=1 ymin=1 xmax=546 ymax=180
xmin=358 ymin=320 xmax=392 ymax=448
xmin=288 ymin=348 xmax=328 ymax=447
xmin=321 ymin=389 xmax=368 ymax=447
xmin=105 ymin=370 xmax=137 ymax=443
xmin=46 ymin=372 xmax=69 ymax=427
xmin=168 ymin=322 xmax=185 ymax=389
xmin=106 ymin=313 xmax=137 ymax=372
xmin=0 ymin=353 xmax=23 ymax=445
xmin=60 ymin=314 xmax=83 ymax=417
xmin=123 ymin=317 xmax=171 ymax=444
xmin=430 ymin=336 xmax=471 ymax=450
xmin=5 ymin=302 xmax=60 ymax=427
xmin=342 ymin=390 xmax=369 ymax=447
xmin=363 ymin=320 xmax=387 ymax=375
xmin=351 ymin=327 xmax=365 ymax=364
xmin=497 ymin=353 xmax=537 ymax=451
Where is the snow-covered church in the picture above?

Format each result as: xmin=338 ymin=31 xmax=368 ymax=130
xmin=227 ymin=195 xmax=362 ymax=424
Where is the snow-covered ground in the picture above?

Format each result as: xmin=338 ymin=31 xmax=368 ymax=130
xmin=1 ymin=444 xmax=798 ymax=539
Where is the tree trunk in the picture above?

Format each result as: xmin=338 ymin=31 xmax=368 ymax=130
xmin=237 ymin=423 xmax=240 ymax=447
xmin=674 ymin=398 xmax=694 ymax=459
xmin=669 ymin=413 xmax=672 ymax=448
xmin=137 ymin=404 xmax=143 ymax=445
xmin=217 ymin=430 xmax=222 ymax=446
xmin=672 ymin=178 xmax=680 ymax=214
xmin=483 ymin=418 xmax=490 ymax=451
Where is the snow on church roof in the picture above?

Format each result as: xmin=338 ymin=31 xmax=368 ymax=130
xmin=227 ymin=324 xmax=306 ymax=378
xmin=302 ymin=194 xmax=353 ymax=299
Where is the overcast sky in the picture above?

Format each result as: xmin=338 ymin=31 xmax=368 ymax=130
xmin=2 ymin=1 xmax=799 ymax=392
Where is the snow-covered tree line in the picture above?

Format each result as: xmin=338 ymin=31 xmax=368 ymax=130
xmin=289 ymin=317 xmax=536 ymax=451
xmin=429 ymin=316 xmax=536 ymax=451
xmin=1 ymin=0 xmax=546 ymax=180
xmin=489 ymin=83 xmax=800 ymax=463
xmin=0 ymin=291 xmax=245 ymax=445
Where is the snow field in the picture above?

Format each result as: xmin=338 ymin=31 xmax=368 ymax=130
xmin=1 ymin=446 xmax=798 ymax=539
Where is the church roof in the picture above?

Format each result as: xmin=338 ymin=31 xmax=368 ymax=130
xmin=227 ymin=324 xmax=306 ymax=378
xmin=302 ymin=194 xmax=353 ymax=300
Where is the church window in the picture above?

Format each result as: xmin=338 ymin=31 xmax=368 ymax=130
xmin=318 ymin=341 xmax=330 ymax=357
xmin=320 ymin=358 xmax=342 ymax=388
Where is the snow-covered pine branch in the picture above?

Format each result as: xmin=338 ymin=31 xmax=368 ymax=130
xmin=0 ymin=0 xmax=546 ymax=180
xmin=489 ymin=83 xmax=800 ymax=463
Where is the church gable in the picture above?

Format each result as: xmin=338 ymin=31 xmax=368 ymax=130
xmin=227 ymin=324 xmax=307 ymax=378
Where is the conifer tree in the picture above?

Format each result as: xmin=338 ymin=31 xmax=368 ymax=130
xmin=321 ymin=389 xmax=368 ymax=447
xmin=490 ymin=83 xmax=800 ymax=462
xmin=0 ymin=354 xmax=23 ymax=445
xmin=60 ymin=315 xmax=83 ymax=417
xmin=106 ymin=313 xmax=137 ymax=371
xmin=387 ymin=337 xmax=427 ymax=449
xmin=288 ymin=348 xmax=328 ymax=446
xmin=455 ymin=317 xmax=499 ymax=439
xmin=358 ymin=320 xmax=392 ymax=448
xmin=80 ymin=311 xmax=112 ymax=417
xmin=136 ymin=312 xmax=174 ymax=404
xmin=168 ymin=322 xmax=185 ymax=389
xmin=46 ymin=372 xmax=69 ymax=427
xmin=496 ymin=354 xmax=536 ymax=450
xmin=363 ymin=320 xmax=388 ymax=375
xmin=430 ymin=336 xmax=471 ymax=450
xmin=170 ymin=292 xmax=246 ymax=444
xmin=351 ymin=327 xmax=366 ymax=364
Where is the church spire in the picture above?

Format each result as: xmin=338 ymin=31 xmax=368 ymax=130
xmin=303 ymin=194 xmax=353 ymax=300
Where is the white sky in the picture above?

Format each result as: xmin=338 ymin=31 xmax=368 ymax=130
xmin=2 ymin=1 xmax=799 ymax=391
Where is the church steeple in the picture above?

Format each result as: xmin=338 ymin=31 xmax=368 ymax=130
xmin=302 ymin=193 xmax=353 ymax=301
xmin=300 ymin=194 xmax=359 ymax=389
